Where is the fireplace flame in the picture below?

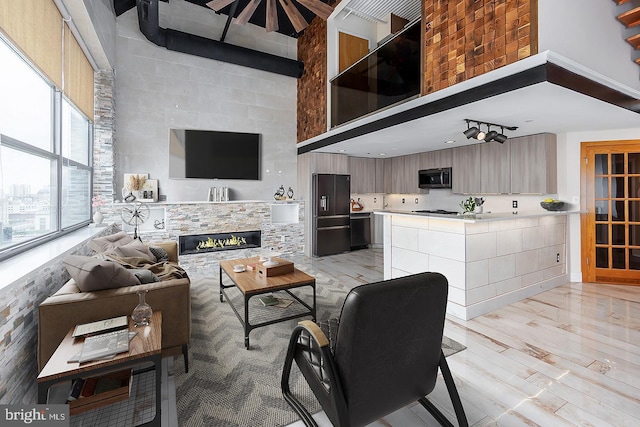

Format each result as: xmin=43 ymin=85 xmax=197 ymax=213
xmin=196 ymin=235 xmax=247 ymax=250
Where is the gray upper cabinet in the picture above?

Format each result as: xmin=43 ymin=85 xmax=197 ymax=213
xmin=452 ymin=144 xmax=481 ymax=194
xmin=480 ymin=141 xmax=511 ymax=194
xmin=387 ymin=155 xmax=423 ymax=194
xmin=510 ymin=133 xmax=557 ymax=194
xmin=348 ymin=157 xmax=385 ymax=193
xmin=349 ymin=157 xmax=372 ymax=193
xmin=419 ymin=148 xmax=453 ymax=169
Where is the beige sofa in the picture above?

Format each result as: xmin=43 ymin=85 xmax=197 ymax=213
xmin=38 ymin=241 xmax=190 ymax=372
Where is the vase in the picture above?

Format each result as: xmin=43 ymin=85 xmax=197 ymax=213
xmin=132 ymin=290 xmax=153 ymax=327
xmin=93 ymin=210 xmax=104 ymax=225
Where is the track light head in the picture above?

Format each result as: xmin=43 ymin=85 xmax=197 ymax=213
xmin=494 ymin=133 xmax=508 ymax=143
xmin=476 ymin=130 xmax=486 ymax=141
xmin=463 ymin=127 xmax=480 ymax=139
xmin=484 ymin=130 xmax=498 ymax=142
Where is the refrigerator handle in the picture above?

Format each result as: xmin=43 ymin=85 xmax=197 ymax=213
xmin=320 ymin=195 xmax=328 ymax=211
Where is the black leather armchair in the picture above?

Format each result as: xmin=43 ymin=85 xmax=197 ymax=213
xmin=281 ymin=272 xmax=468 ymax=427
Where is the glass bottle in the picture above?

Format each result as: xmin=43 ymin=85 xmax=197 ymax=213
xmin=132 ymin=290 xmax=152 ymax=327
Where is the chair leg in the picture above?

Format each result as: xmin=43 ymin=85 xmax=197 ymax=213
xmin=182 ymin=344 xmax=189 ymax=373
xmin=419 ymin=351 xmax=469 ymax=427
xmin=281 ymin=333 xmax=318 ymax=427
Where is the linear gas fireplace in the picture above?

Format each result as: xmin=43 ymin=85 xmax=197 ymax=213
xmin=179 ymin=230 xmax=261 ymax=255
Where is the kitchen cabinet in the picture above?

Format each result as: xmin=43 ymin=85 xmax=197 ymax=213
xmin=388 ymin=155 xmax=422 ymax=194
xmin=419 ymin=148 xmax=453 ymax=169
xmin=510 ymin=133 xmax=557 ymax=194
xmin=383 ymin=158 xmax=393 ymax=193
xmin=452 ymin=144 xmax=481 ymax=194
xmin=480 ymin=140 xmax=511 ymax=193
xmin=348 ymin=157 xmax=385 ymax=193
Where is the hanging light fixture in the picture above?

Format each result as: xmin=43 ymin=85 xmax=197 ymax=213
xmin=462 ymin=119 xmax=517 ymax=143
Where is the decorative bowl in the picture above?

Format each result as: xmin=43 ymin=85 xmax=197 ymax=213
xmin=540 ymin=201 xmax=565 ymax=211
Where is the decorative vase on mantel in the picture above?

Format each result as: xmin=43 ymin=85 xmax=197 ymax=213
xmin=132 ymin=290 xmax=152 ymax=327
xmin=93 ymin=210 xmax=104 ymax=225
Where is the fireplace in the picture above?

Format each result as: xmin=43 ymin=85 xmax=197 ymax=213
xmin=179 ymin=230 xmax=261 ymax=255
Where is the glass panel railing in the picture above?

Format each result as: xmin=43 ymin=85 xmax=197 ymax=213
xmin=330 ymin=20 xmax=421 ymax=128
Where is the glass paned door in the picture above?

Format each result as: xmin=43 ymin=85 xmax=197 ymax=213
xmin=582 ymin=142 xmax=640 ymax=284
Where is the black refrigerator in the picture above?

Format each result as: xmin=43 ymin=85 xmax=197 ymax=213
xmin=312 ymin=174 xmax=351 ymax=256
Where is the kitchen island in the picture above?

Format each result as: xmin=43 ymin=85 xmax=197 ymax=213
xmin=375 ymin=210 xmax=573 ymax=320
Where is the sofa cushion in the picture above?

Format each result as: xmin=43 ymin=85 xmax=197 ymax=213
xmin=148 ymin=246 xmax=169 ymax=263
xmin=104 ymin=239 xmax=155 ymax=263
xmin=88 ymin=231 xmax=134 ymax=253
xmin=129 ymin=269 xmax=159 ymax=284
xmin=63 ymin=255 xmax=140 ymax=292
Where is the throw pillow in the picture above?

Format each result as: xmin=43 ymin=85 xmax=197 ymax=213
xmin=129 ymin=269 xmax=159 ymax=284
xmin=63 ymin=255 xmax=140 ymax=292
xmin=104 ymin=239 xmax=156 ymax=263
xmin=88 ymin=231 xmax=134 ymax=253
xmin=148 ymin=246 xmax=169 ymax=263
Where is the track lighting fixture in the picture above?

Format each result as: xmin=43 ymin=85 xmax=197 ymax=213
xmin=463 ymin=120 xmax=517 ymax=143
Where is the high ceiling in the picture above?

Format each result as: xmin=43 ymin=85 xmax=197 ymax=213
xmin=114 ymin=0 xmax=333 ymax=37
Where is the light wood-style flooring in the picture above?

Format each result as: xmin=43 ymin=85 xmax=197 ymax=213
xmin=286 ymin=248 xmax=640 ymax=427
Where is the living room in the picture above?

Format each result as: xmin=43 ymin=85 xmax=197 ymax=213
xmin=2 ymin=0 xmax=640 ymax=426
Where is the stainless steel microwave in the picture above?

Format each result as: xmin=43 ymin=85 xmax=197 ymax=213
xmin=419 ymin=167 xmax=452 ymax=189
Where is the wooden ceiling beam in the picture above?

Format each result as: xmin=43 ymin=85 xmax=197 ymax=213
xmin=297 ymin=0 xmax=333 ymax=20
xmin=235 ymin=0 xmax=262 ymax=25
xmin=206 ymin=0 xmax=237 ymax=11
xmin=266 ymin=0 xmax=279 ymax=32
xmin=278 ymin=0 xmax=308 ymax=33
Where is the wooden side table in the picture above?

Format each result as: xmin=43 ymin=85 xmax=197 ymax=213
xmin=37 ymin=312 xmax=163 ymax=426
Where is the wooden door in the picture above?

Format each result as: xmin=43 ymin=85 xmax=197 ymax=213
xmin=339 ymin=32 xmax=369 ymax=73
xmin=581 ymin=140 xmax=640 ymax=284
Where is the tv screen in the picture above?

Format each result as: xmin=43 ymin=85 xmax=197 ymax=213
xmin=169 ymin=129 xmax=261 ymax=180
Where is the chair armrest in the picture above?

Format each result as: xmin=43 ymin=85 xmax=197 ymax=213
xmin=298 ymin=320 xmax=329 ymax=347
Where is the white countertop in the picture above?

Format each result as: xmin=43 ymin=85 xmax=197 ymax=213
xmin=373 ymin=209 xmax=580 ymax=222
xmin=111 ymin=200 xmax=303 ymax=206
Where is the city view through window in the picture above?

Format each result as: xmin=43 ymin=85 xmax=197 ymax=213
xmin=0 ymin=37 xmax=91 ymax=255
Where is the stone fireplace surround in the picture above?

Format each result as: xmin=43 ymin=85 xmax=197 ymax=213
xmin=100 ymin=201 xmax=305 ymax=278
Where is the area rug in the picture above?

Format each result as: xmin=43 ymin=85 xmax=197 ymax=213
xmin=172 ymin=273 xmax=466 ymax=427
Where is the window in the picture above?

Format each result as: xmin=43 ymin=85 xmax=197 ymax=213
xmin=0 ymin=37 xmax=92 ymax=258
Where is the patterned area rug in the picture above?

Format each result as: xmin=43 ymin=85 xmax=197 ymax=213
xmin=172 ymin=272 xmax=466 ymax=426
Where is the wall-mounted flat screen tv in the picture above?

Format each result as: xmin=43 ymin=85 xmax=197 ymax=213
xmin=169 ymin=129 xmax=261 ymax=180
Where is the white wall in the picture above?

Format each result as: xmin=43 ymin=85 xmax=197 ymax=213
xmin=538 ymin=0 xmax=640 ymax=91
xmin=114 ymin=0 xmax=298 ymax=202
xmin=557 ymin=127 xmax=640 ymax=282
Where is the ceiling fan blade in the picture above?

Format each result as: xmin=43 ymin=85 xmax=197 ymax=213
xmin=297 ymin=0 xmax=334 ymax=20
xmin=235 ymin=0 xmax=262 ymax=25
xmin=266 ymin=0 xmax=279 ymax=32
xmin=206 ymin=0 xmax=237 ymax=12
xmin=278 ymin=0 xmax=308 ymax=33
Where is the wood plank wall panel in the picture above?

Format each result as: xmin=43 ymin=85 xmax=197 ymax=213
xmin=64 ymin=24 xmax=95 ymax=121
xmin=0 ymin=0 xmax=63 ymax=88
xmin=297 ymin=1 xmax=339 ymax=143
xmin=423 ymin=0 xmax=537 ymax=95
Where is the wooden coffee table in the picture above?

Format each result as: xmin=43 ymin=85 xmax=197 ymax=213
xmin=219 ymin=257 xmax=316 ymax=349
xmin=37 ymin=312 xmax=162 ymax=426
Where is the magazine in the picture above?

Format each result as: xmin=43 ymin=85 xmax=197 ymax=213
xmin=78 ymin=329 xmax=129 ymax=363
xmin=72 ymin=316 xmax=128 ymax=338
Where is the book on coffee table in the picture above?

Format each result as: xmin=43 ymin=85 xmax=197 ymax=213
xmin=78 ymin=329 xmax=129 ymax=363
xmin=72 ymin=316 xmax=128 ymax=338
xmin=258 ymin=295 xmax=279 ymax=306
